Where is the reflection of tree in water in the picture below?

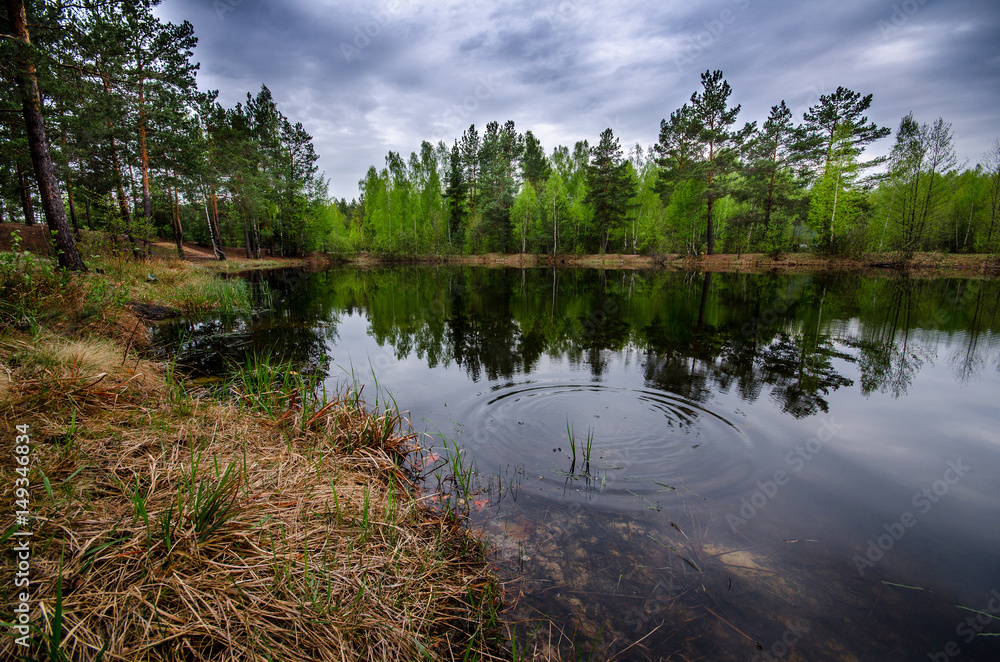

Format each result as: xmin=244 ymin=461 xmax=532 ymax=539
xmin=642 ymin=275 xmax=854 ymax=418
xmin=845 ymin=278 xmax=1000 ymax=396
xmin=849 ymin=279 xmax=923 ymax=398
xmin=946 ymin=285 xmax=1000 ymax=385
xmin=759 ymin=333 xmax=854 ymax=417
xmin=852 ymin=335 xmax=927 ymax=398
xmin=355 ymin=267 xmax=858 ymax=416
xmin=641 ymin=351 xmax=716 ymax=404
xmin=447 ymin=286 xmax=523 ymax=381
xmin=153 ymin=267 xmax=999 ymax=420
xmin=643 ymin=330 xmax=854 ymax=418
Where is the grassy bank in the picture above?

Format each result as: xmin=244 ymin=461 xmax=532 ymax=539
xmin=0 ymin=249 xmax=506 ymax=660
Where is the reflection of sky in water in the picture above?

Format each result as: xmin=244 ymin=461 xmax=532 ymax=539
xmin=321 ymin=307 xmax=1000 ymax=602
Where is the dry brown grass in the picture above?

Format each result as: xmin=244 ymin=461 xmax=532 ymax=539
xmin=0 ymin=333 xmax=505 ymax=660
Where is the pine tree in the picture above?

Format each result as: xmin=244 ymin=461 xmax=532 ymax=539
xmin=4 ymin=0 xmax=86 ymax=270
xmin=522 ymin=130 xmax=551 ymax=188
xmin=685 ymin=70 xmax=754 ymax=255
xmin=654 ymin=104 xmax=700 ymax=197
xmin=800 ymin=86 xmax=891 ymax=178
xmin=279 ymin=118 xmax=319 ymax=255
xmin=736 ymin=101 xmax=806 ymax=252
xmin=584 ymin=128 xmax=637 ymax=253
xmin=443 ymin=142 xmax=467 ymax=249
xmin=476 ymin=120 xmax=522 ymax=252
xmin=120 ymin=2 xmax=199 ymax=249
xmin=459 ymin=125 xmax=480 ymax=217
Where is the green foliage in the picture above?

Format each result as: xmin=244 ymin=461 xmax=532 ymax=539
xmin=443 ymin=141 xmax=469 ymax=251
xmin=0 ymin=232 xmax=66 ymax=329
xmin=189 ymin=460 xmax=241 ymax=544
xmin=83 ymin=277 xmax=131 ymax=318
xmin=511 ymin=181 xmax=541 ymax=253
xmin=663 ymin=179 xmax=707 ymax=254
xmin=807 ymin=124 xmax=864 ymax=253
xmin=584 ymin=128 xmax=638 ymax=253
xmin=169 ymin=277 xmax=253 ymax=315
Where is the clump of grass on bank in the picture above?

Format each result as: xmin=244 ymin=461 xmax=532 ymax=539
xmin=0 ymin=254 xmax=507 ymax=661
xmin=86 ymin=252 xmax=255 ymax=315
xmin=0 ymin=248 xmax=263 ymax=353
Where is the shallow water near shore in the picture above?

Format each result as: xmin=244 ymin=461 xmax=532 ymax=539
xmin=152 ymin=266 xmax=1000 ymax=661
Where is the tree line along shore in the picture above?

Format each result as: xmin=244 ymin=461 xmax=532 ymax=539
xmin=3 ymin=2 xmax=999 ymax=275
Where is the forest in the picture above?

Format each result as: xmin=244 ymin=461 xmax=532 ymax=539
xmin=3 ymin=0 xmax=999 ymax=270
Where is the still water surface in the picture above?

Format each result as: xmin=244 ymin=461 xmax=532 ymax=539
xmin=154 ymin=267 xmax=1000 ymax=661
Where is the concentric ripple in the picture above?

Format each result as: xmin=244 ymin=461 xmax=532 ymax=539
xmin=454 ymin=379 xmax=757 ymax=501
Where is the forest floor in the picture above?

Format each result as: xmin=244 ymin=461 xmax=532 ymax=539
xmin=2 ymin=222 xmax=998 ymax=278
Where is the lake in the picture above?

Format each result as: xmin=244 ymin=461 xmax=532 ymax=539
xmin=153 ymin=266 xmax=1000 ymax=661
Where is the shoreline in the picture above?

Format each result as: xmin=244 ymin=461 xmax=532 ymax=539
xmin=2 ymin=223 xmax=997 ymax=279
xmin=0 ymin=248 xmax=507 ymax=661
xmin=343 ymin=250 xmax=1000 ymax=279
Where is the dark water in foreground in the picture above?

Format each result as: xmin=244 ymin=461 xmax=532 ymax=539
xmin=154 ymin=267 xmax=1000 ymax=661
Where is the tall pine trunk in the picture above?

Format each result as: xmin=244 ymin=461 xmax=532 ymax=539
xmin=126 ymin=163 xmax=150 ymax=257
xmin=8 ymin=0 xmax=85 ymax=270
xmin=243 ymin=219 xmax=252 ymax=259
xmin=706 ymin=193 xmax=715 ymax=255
xmin=138 ymin=76 xmax=153 ymax=231
xmin=108 ymin=129 xmax=140 ymax=258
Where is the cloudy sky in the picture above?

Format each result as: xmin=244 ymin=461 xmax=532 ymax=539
xmin=154 ymin=0 xmax=1000 ymax=200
